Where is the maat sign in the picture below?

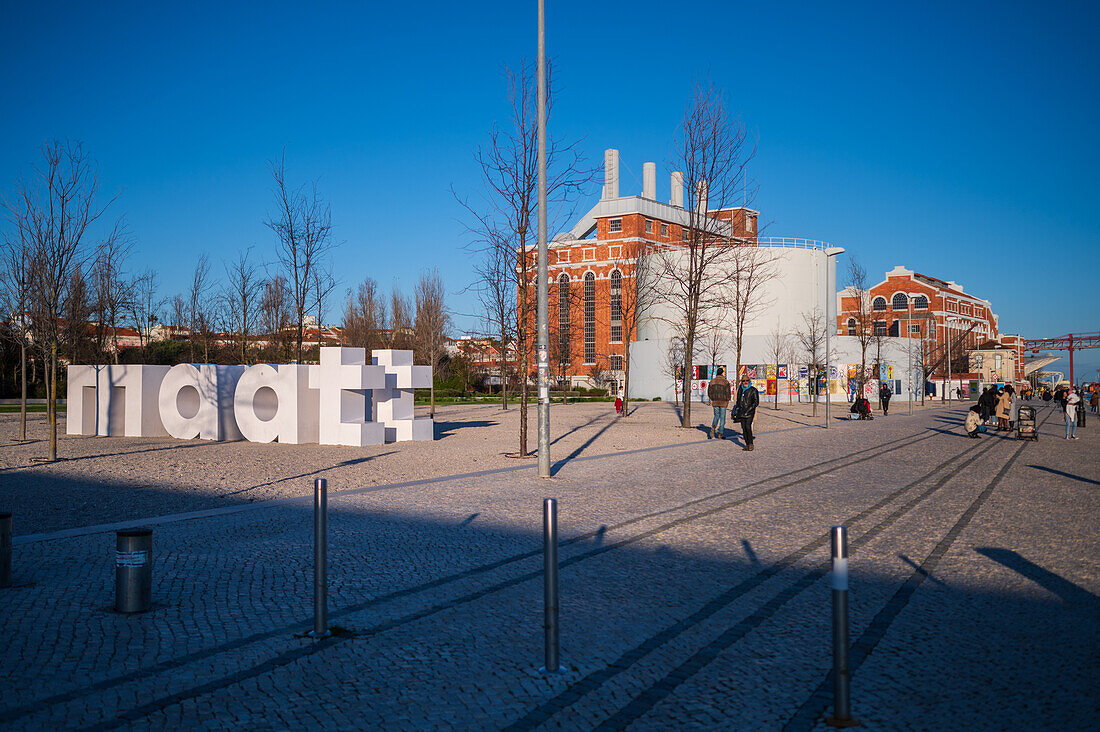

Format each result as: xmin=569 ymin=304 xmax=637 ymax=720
xmin=66 ymin=347 xmax=434 ymax=447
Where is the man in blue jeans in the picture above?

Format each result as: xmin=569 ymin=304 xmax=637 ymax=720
xmin=707 ymin=367 xmax=731 ymax=439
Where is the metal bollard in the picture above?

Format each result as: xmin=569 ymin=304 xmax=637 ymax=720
xmin=540 ymin=497 xmax=561 ymax=674
xmin=826 ymin=525 xmax=857 ymax=727
xmin=115 ymin=528 xmax=152 ymax=613
xmin=1 ymin=512 xmax=12 ymax=589
xmin=308 ymin=478 xmax=330 ymax=638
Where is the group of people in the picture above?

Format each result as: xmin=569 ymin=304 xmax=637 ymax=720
xmin=967 ymin=384 xmax=1020 ymax=437
xmin=849 ymin=383 xmax=893 ymax=420
xmin=706 ymin=368 xmax=760 ymax=451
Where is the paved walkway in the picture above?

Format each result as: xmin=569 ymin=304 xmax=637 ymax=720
xmin=1 ymin=402 xmax=1096 ymax=729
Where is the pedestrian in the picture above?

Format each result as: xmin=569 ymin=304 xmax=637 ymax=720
xmin=1007 ymin=385 xmax=1019 ymax=430
xmin=732 ymin=373 xmax=759 ymax=451
xmin=1090 ymin=389 xmax=1098 ymax=414
xmin=1065 ymin=387 xmax=1080 ymax=439
xmin=956 ymin=386 xmax=962 ymax=400
xmin=965 ymin=405 xmax=983 ymax=438
xmin=879 ymin=382 xmax=892 ymax=416
xmin=706 ymin=368 xmax=731 ymax=439
xmin=995 ymin=388 xmax=1011 ymax=431
xmin=614 ymin=393 xmax=623 ymax=417
xmin=978 ymin=387 xmax=993 ymax=422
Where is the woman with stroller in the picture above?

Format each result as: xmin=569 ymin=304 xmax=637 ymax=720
xmin=851 ymin=395 xmax=873 ymax=420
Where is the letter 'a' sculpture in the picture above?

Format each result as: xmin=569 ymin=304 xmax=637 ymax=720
xmin=66 ymin=347 xmax=435 ymax=446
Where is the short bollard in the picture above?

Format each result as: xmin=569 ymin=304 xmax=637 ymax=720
xmin=539 ymin=497 xmax=560 ymax=674
xmin=308 ymin=478 xmax=330 ymax=638
xmin=115 ymin=528 xmax=152 ymax=613
xmin=1 ymin=512 xmax=12 ymax=589
xmin=826 ymin=525 xmax=857 ymax=727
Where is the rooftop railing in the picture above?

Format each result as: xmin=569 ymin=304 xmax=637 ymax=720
xmin=756 ymin=237 xmax=831 ymax=250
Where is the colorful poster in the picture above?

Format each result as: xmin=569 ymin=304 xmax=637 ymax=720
xmin=738 ymin=365 xmax=748 ymax=379
xmin=847 ymin=365 xmax=857 ymax=380
xmin=879 ymin=364 xmax=888 ymax=380
xmin=766 ymin=364 xmax=777 ymax=379
xmin=766 ymin=379 xmax=777 ymax=395
xmin=798 ymin=365 xmax=808 ymax=378
xmin=745 ymin=365 xmax=757 ymax=379
xmin=887 ymin=366 xmax=894 ymax=379
xmin=754 ymin=378 xmax=767 ymax=393
xmin=778 ymin=364 xmax=788 ymax=379
xmin=788 ymin=379 xmax=799 ymax=394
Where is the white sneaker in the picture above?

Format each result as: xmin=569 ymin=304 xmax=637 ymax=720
xmin=1071 ymin=436 xmax=1078 ymax=440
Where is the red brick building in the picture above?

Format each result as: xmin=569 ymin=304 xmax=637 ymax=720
xmin=521 ymin=150 xmax=758 ymax=386
xmin=837 ymin=266 xmax=1026 ymax=386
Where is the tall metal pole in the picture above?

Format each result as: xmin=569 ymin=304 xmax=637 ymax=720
xmin=536 ymin=0 xmax=551 ymax=478
xmin=907 ymin=301 xmax=913 ymax=415
xmin=947 ymin=319 xmax=952 ymax=403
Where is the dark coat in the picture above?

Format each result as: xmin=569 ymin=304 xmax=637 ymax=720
xmin=734 ymin=384 xmax=759 ymax=420
xmin=879 ymin=385 xmax=892 ymax=402
xmin=707 ymin=376 xmax=731 ymax=407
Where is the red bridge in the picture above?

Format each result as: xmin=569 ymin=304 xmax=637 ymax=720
xmin=1023 ymin=332 xmax=1100 ymax=385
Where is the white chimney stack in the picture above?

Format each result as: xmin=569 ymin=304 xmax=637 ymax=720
xmin=696 ymin=180 xmax=709 ymax=214
xmin=602 ymin=149 xmax=620 ymax=200
xmin=670 ymin=171 xmax=684 ymax=208
xmin=642 ymin=162 xmax=656 ymax=199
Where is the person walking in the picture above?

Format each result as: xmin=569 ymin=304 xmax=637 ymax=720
xmin=1090 ymin=388 xmax=1098 ymax=414
xmin=1065 ymin=387 xmax=1080 ymax=439
xmin=733 ymin=373 xmax=760 ymax=451
xmin=707 ymin=368 xmax=731 ymax=440
xmin=879 ymin=382 xmax=892 ymax=416
xmin=995 ymin=388 xmax=1011 ymax=431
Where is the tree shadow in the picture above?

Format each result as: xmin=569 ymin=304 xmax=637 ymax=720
xmin=976 ymin=547 xmax=1100 ymax=607
xmin=433 ymin=420 xmax=496 ymax=440
xmin=1026 ymin=465 xmax=1100 ymax=486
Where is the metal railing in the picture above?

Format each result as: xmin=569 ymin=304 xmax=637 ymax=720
xmin=756 ymin=237 xmax=832 ymax=250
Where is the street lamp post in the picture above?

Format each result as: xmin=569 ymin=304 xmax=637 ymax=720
xmin=536 ymin=0 xmax=551 ymax=478
xmin=824 ymin=247 xmax=845 ymax=429
xmin=907 ymin=299 xmax=913 ymax=416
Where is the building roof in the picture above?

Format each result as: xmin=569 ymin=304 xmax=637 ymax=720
xmin=561 ymin=196 xmax=756 ymax=241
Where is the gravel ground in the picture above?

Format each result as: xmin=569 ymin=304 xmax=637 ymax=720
xmin=0 ymin=398 xmax=1095 ymax=730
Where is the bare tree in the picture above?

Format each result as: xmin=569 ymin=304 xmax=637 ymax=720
xmin=128 ymin=269 xmax=161 ymax=361
xmin=414 ymin=268 xmax=450 ymax=418
xmin=549 ymin=270 xmax=582 ymax=401
xmin=259 ymin=275 xmax=292 ymax=362
xmin=223 ymin=247 xmax=262 ymax=364
xmin=765 ymin=319 xmax=792 ymax=411
xmin=459 ymin=60 xmax=589 ymax=455
xmin=654 ymin=82 xmax=756 ymax=429
xmin=727 ymin=245 xmax=777 ymax=376
xmin=4 ymin=141 xmax=119 ymax=460
xmin=845 ymin=257 xmax=874 ymax=399
xmin=472 ymin=229 xmax=516 ymax=410
xmin=388 ymin=284 xmax=414 ymax=350
xmin=794 ymin=309 xmax=828 ymax=418
xmin=63 ymin=267 xmax=95 ymax=365
xmin=342 ymin=276 xmax=387 ymax=354
xmin=0 ymin=228 xmax=32 ymax=439
xmin=188 ymin=253 xmax=212 ymax=362
xmin=169 ymin=294 xmax=188 ymax=341
xmin=264 ymin=152 xmax=337 ymax=362
xmin=90 ymin=221 xmax=133 ymax=363
xmin=612 ymin=243 xmax=660 ymax=416
xmin=663 ymin=335 xmax=686 ymax=406
xmin=311 ymin=265 xmax=338 ymax=349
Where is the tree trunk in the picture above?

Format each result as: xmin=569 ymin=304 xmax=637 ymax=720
xmin=19 ymin=338 xmax=27 ymax=442
xmin=429 ymin=347 xmax=436 ymax=419
xmin=49 ymin=341 xmax=58 ymax=461
xmin=681 ymin=329 xmax=694 ymax=428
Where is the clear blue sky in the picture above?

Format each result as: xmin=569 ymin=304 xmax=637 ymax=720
xmin=2 ymin=1 xmax=1097 ymax=378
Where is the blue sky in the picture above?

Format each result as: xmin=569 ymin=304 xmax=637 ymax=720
xmin=2 ymin=1 xmax=1097 ymax=379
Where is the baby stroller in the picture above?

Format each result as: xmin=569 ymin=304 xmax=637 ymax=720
xmin=1016 ymin=405 xmax=1037 ymax=441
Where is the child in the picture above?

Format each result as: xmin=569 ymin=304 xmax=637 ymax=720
xmin=614 ymin=393 xmax=624 ymax=416
xmin=965 ymin=405 xmax=983 ymax=438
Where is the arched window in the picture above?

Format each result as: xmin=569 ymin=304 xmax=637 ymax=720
xmin=892 ymin=292 xmax=908 ymax=310
xmin=872 ymin=296 xmax=887 ymax=312
xmin=584 ymin=272 xmax=596 ymax=364
xmin=913 ymin=295 xmax=928 ymax=310
xmin=609 ymin=270 xmax=622 ymax=342
xmin=847 ymin=317 xmax=857 ymax=334
xmin=557 ymin=274 xmax=570 ymax=361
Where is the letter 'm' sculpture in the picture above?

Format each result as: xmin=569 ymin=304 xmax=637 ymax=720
xmin=66 ymin=347 xmax=435 ymax=446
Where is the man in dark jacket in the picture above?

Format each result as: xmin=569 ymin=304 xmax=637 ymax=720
xmin=733 ymin=373 xmax=760 ymax=451
xmin=706 ymin=367 xmax=731 ymax=439
xmin=879 ymin=382 xmax=892 ymax=416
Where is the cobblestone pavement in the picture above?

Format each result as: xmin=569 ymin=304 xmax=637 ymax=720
xmin=0 ymin=401 xmax=1096 ymax=730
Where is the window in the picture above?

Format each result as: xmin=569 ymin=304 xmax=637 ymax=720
xmin=872 ymin=297 xmax=887 ymax=312
xmin=557 ymin=250 xmax=570 ymax=263
xmin=913 ymin=295 xmax=928 ymax=310
xmin=976 ymin=354 xmax=984 ymax=369
xmin=558 ymin=274 xmax=570 ymax=360
xmin=873 ymin=320 xmax=888 ymax=336
xmin=847 ymin=317 xmax=857 ymax=334
xmin=584 ymin=272 xmax=596 ymax=363
xmin=645 ymin=219 xmax=652 ymax=234
xmin=994 ymin=354 xmax=1002 ymax=371
xmin=610 ymin=270 xmax=622 ymax=342
xmin=610 ymin=355 xmax=623 ymax=371
xmin=746 ymin=214 xmax=754 ymax=232
xmin=660 ymin=223 xmax=668 ymax=236
xmin=892 ymin=293 xmax=908 ymax=310
xmin=609 ymin=218 xmax=622 ymax=233
xmin=909 ymin=324 xmax=920 ymax=334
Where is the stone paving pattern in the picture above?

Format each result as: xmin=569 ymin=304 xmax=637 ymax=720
xmin=0 ymin=399 xmax=1096 ymax=730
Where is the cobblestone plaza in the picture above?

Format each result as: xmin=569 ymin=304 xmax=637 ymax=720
xmin=1 ymin=401 xmax=1096 ymax=730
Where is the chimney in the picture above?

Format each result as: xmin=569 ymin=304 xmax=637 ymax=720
xmin=602 ymin=149 xmax=620 ymax=200
xmin=696 ymin=180 xmax=708 ymax=213
xmin=670 ymin=171 xmax=683 ymax=207
xmin=642 ymin=162 xmax=656 ymax=199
